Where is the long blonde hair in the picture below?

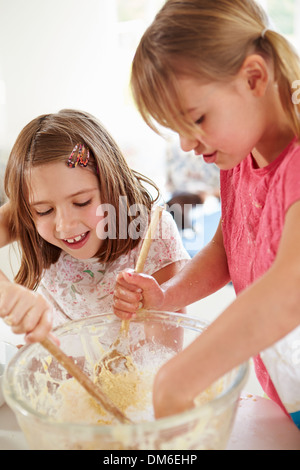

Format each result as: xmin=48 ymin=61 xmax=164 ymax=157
xmin=131 ymin=0 xmax=300 ymax=137
xmin=4 ymin=109 xmax=159 ymax=289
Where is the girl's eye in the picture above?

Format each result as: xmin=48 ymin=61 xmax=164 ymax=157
xmin=74 ymin=199 xmax=92 ymax=207
xmin=35 ymin=200 xmax=92 ymax=216
xmin=195 ymin=116 xmax=204 ymax=125
xmin=36 ymin=208 xmax=53 ymax=217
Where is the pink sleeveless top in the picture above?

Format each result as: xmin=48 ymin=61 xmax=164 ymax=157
xmin=220 ymin=138 xmax=300 ymax=423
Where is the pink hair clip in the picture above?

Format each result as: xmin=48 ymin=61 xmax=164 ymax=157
xmin=67 ymin=143 xmax=90 ymax=168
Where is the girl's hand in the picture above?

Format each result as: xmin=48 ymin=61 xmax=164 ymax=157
xmin=152 ymin=358 xmax=195 ymax=419
xmin=113 ymin=269 xmax=165 ymax=320
xmin=0 ymin=274 xmax=53 ymax=343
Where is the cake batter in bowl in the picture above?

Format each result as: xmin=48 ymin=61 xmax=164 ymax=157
xmin=3 ymin=311 xmax=248 ymax=450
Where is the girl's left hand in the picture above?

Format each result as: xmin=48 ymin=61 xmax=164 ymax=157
xmin=113 ymin=269 xmax=165 ymax=320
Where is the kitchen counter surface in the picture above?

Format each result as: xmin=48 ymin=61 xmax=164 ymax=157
xmin=1 ymin=393 xmax=299 ymax=450
xmin=227 ymin=394 xmax=300 ymax=450
xmin=0 ymin=402 xmax=28 ymax=450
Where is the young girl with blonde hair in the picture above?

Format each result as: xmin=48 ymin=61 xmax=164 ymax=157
xmin=114 ymin=0 xmax=300 ymax=427
xmin=0 ymin=109 xmax=189 ymax=341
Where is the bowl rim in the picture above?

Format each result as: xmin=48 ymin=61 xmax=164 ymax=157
xmin=3 ymin=311 xmax=249 ymax=433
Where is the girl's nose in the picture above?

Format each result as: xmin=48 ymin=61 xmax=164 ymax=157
xmin=179 ymin=134 xmax=199 ymax=153
xmin=55 ymin=208 xmax=77 ymax=235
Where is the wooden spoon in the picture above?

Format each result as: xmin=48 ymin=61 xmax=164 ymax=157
xmin=40 ymin=336 xmax=131 ymax=423
xmin=96 ymin=206 xmax=164 ymax=374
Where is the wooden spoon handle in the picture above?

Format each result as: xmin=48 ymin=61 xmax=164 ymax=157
xmin=41 ymin=336 xmax=131 ymax=424
xmin=135 ymin=205 xmax=164 ymax=274
xmin=121 ymin=205 xmax=164 ymax=334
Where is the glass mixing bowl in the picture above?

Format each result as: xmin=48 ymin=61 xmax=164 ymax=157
xmin=3 ymin=311 xmax=248 ymax=450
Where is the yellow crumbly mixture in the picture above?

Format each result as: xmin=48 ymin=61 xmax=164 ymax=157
xmin=54 ymin=358 xmax=154 ymax=425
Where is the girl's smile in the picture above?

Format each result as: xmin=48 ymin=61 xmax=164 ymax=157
xmin=29 ymin=161 xmax=104 ymax=259
xmin=61 ymin=231 xmax=91 ymax=249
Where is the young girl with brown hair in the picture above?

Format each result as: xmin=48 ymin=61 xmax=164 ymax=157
xmin=114 ymin=0 xmax=300 ymax=427
xmin=0 ymin=109 xmax=189 ymax=341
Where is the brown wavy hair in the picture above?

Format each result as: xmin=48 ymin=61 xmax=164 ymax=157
xmin=4 ymin=109 xmax=159 ymax=289
xmin=131 ymin=0 xmax=300 ymax=138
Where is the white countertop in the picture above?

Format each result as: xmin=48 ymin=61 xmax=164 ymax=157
xmin=0 ymin=403 xmax=28 ymax=450
xmin=227 ymin=394 xmax=300 ymax=450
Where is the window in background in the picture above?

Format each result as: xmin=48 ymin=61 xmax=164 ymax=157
xmin=258 ymin=0 xmax=300 ymax=51
xmin=268 ymin=0 xmax=295 ymax=35
xmin=114 ymin=0 xmax=165 ymax=108
xmin=107 ymin=0 xmax=167 ymax=194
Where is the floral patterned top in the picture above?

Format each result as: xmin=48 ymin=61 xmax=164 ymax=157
xmin=38 ymin=210 xmax=190 ymax=327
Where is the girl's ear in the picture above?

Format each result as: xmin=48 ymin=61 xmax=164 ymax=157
xmin=239 ymin=54 xmax=270 ymax=97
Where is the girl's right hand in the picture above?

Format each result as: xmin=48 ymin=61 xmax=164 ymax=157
xmin=0 ymin=272 xmax=53 ymax=343
xmin=113 ymin=269 xmax=165 ymax=320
